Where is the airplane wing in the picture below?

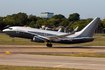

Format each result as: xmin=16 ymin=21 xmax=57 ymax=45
xmin=27 ymin=31 xmax=75 ymax=41
xmin=27 ymin=26 xmax=78 ymax=41
xmin=46 ymin=33 xmax=74 ymax=41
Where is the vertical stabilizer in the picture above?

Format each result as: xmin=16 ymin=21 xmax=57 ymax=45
xmin=78 ymin=17 xmax=100 ymax=37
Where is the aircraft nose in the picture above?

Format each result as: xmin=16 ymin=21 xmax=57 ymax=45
xmin=2 ymin=29 xmax=7 ymax=33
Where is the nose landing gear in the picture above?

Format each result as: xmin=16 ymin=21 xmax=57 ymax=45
xmin=12 ymin=37 xmax=14 ymax=41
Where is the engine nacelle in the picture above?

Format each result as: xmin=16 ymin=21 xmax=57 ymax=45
xmin=30 ymin=36 xmax=45 ymax=43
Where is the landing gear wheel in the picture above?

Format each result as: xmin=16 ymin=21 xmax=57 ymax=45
xmin=46 ymin=40 xmax=52 ymax=47
xmin=50 ymin=44 xmax=52 ymax=47
xmin=46 ymin=44 xmax=52 ymax=47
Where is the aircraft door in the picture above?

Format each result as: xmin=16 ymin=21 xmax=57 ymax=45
xmin=16 ymin=27 xmax=20 ymax=34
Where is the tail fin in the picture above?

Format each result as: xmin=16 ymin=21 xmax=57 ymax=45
xmin=78 ymin=17 xmax=100 ymax=37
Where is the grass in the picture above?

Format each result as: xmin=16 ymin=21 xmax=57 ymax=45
xmin=0 ymin=33 xmax=57 ymax=45
xmin=28 ymin=53 xmax=105 ymax=58
xmin=0 ymin=33 xmax=105 ymax=46
xmin=0 ymin=65 xmax=85 ymax=70
xmin=0 ymin=33 xmax=45 ymax=45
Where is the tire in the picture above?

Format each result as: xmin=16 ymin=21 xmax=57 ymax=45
xmin=46 ymin=44 xmax=52 ymax=47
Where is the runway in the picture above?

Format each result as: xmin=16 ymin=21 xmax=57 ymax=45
xmin=0 ymin=54 xmax=105 ymax=70
xmin=0 ymin=45 xmax=105 ymax=69
xmin=0 ymin=45 xmax=105 ymax=70
xmin=0 ymin=45 xmax=105 ymax=54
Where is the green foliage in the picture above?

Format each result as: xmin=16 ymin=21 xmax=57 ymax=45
xmin=68 ymin=13 xmax=80 ymax=21
xmin=0 ymin=17 xmax=5 ymax=29
xmin=0 ymin=17 xmax=4 ymax=21
xmin=28 ymin=15 xmax=37 ymax=21
xmin=36 ymin=19 xmax=46 ymax=28
xmin=31 ymin=53 xmax=105 ymax=58
xmin=0 ymin=12 xmax=104 ymax=31
xmin=51 ymin=14 xmax=66 ymax=25
xmin=27 ymin=14 xmax=39 ymax=26
xmin=59 ymin=19 xmax=69 ymax=27
xmin=0 ymin=33 xmax=105 ymax=46
xmin=4 ymin=12 xmax=28 ymax=26
xmin=48 ymin=18 xmax=59 ymax=27
xmin=69 ymin=20 xmax=87 ymax=31
xmin=86 ymin=18 xmax=93 ymax=23
xmin=101 ymin=18 xmax=105 ymax=29
xmin=52 ymin=14 xmax=65 ymax=19
xmin=0 ymin=65 xmax=82 ymax=70
xmin=97 ymin=21 xmax=104 ymax=29
xmin=28 ymin=21 xmax=35 ymax=28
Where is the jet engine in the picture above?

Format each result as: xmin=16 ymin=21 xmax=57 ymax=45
xmin=30 ymin=36 xmax=45 ymax=43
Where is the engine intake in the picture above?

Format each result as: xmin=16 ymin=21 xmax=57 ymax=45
xmin=31 ymin=36 xmax=45 ymax=43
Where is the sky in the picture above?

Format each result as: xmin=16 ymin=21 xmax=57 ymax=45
xmin=0 ymin=0 xmax=105 ymax=19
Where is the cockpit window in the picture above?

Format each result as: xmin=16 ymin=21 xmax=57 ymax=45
xmin=8 ymin=28 xmax=12 ymax=30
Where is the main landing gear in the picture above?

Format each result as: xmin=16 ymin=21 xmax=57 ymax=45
xmin=46 ymin=41 xmax=52 ymax=47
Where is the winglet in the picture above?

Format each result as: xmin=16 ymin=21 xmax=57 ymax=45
xmin=71 ymin=26 xmax=79 ymax=33
xmin=58 ymin=28 xmax=62 ymax=32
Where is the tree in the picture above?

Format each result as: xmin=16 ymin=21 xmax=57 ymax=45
xmin=28 ymin=21 xmax=35 ymax=28
xmin=15 ymin=12 xmax=28 ymax=25
xmin=98 ymin=20 xmax=104 ymax=29
xmin=0 ymin=17 xmax=6 ymax=29
xmin=48 ymin=18 xmax=59 ymax=27
xmin=68 ymin=13 xmax=80 ymax=21
xmin=4 ymin=12 xmax=28 ymax=26
xmin=28 ymin=15 xmax=37 ymax=22
xmin=5 ymin=15 xmax=16 ymax=25
xmin=0 ymin=17 xmax=4 ymax=21
xmin=102 ymin=19 xmax=105 ymax=28
xmin=52 ymin=14 xmax=65 ymax=19
xmin=36 ymin=19 xmax=46 ymax=28
xmin=86 ymin=18 xmax=93 ymax=23
xmin=51 ymin=14 xmax=66 ymax=23
xmin=70 ymin=20 xmax=87 ymax=31
xmin=59 ymin=19 xmax=69 ymax=27
xmin=0 ymin=17 xmax=5 ymax=29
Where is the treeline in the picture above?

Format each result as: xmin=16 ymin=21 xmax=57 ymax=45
xmin=0 ymin=12 xmax=105 ymax=31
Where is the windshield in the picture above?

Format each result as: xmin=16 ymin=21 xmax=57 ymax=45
xmin=6 ymin=27 xmax=13 ymax=30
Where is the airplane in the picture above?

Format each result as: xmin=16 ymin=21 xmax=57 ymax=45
xmin=3 ymin=17 xmax=100 ymax=47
